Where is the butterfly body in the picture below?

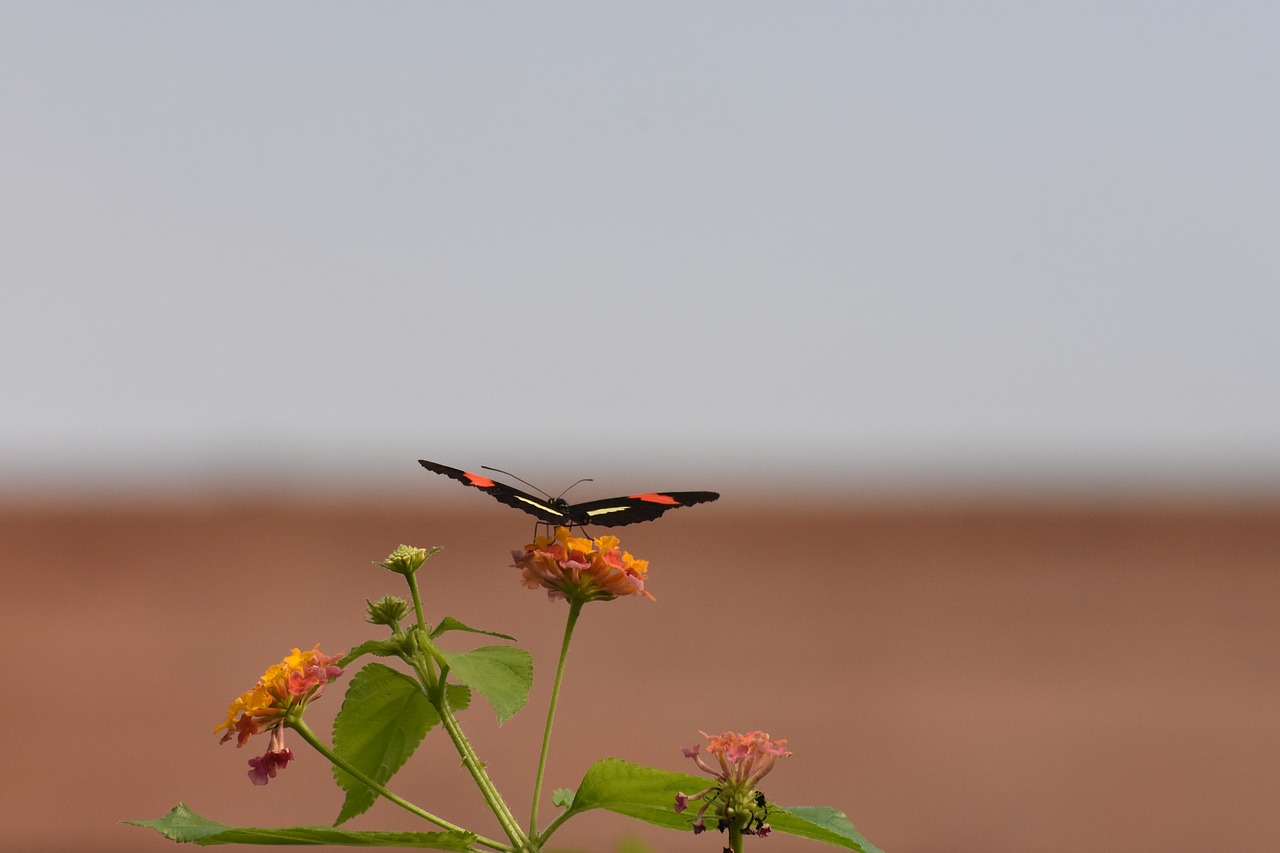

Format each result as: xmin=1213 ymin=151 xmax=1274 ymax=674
xmin=418 ymin=459 xmax=719 ymax=528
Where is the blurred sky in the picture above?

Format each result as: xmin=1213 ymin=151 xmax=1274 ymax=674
xmin=2 ymin=3 xmax=1278 ymax=499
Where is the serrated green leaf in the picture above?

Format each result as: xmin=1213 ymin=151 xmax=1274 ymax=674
xmin=430 ymin=616 xmax=517 ymax=642
xmin=769 ymin=805 xmax=885 ymax=852
xmin=341 ymin=639 xmax=403 ymax=667
xmin=332 ymin=664 xmax=470 ymax=825
xmin=333 ymin=664 xmax=430 ymax=824
xmin=125 ymin=803 xmax=475 ymax=848
xmin=124 ymin=803 xmax=228 ymax=841
xmin=437 ymin=645 xmax=532 ymax=724
xmin=563 ymin=760 xmax=883 ymax=850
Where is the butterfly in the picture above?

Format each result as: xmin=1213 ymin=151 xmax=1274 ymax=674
xmin=418 ymin=459 xmax=719 ymax=528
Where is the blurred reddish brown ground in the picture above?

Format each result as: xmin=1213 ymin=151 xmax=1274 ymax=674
xmin=2 ymin=497 xmax=1278 ymax=852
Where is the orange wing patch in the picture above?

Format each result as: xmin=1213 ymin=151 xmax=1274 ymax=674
xmin=630 ymin=493 xmax=680 ymax=505
xmin=464 ymin=472 xmax=497 ymax=488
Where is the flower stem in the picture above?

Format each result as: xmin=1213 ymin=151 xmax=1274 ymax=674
xmin=729 ymin=821 xmax=745 ymax=853
xmin=528 ymin=598 xmax=583 ymax=835
xmin=434 ymin=691 xmax=531 ymax=850
xmin=288 ymin=718 xmax=511 ymax=852
xmin=534 ymin=809 xmax=573 ymax=847
xmin=404 ymin=570 xmax=428 ymax=631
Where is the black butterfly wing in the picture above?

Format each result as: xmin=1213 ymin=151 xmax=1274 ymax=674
xmin=418 ymin=459 xmax=570 ymax=524
xmin=566 ymin=491 xmax=721 ymax=527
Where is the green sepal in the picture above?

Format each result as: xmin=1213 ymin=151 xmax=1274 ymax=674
xmin=331 ymin=663 xmax=470 ymax=825
xmin=436 ymin=645 xmax=532 ymax=724
xmin=429 ymin=616 xmax=517 ymax=642
xmin=562 ymin=759 xmax=883 ymax=851
xmin=124 ymin=803 xmax=475 ymax=848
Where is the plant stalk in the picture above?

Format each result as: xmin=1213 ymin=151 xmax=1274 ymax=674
xmin=434 ymin=691 xmax=531 ymax=850
xmin=289 ymin=718 xmax=510 ymax=852
xmin=528 ymin=598 xmax=583 ymax=834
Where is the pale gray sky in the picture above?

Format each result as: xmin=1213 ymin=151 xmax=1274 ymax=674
xmin=2 ymin=3 xmax=1277 ymax=497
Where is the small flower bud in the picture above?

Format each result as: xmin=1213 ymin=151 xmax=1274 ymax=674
xmin=374 ymin=544 xmax=437 ymax=576
xmin=366 ymin=595 xmax=411 ymax=626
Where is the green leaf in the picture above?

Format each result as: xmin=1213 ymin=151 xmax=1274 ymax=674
xmin=551 ymin=787 xmax=576 ymax=809
xmin=125 ymin=803 xmax=475 ymax=848
xmin=341 ymin=639 xmax=403 ymax=666
xmin=563 ymin=760 xmax=883 ymax=851
xmin=769 ymin=806 xmax=886 ymax=852
xmin=331 ymin=663 xmax=470 ymax=825
xmin=437 ymin=645 xmax=532 ymax=724
xmin=430 ymin=616 xmax=517 ymax=642
xmin=562 ymin=758 xmax=709 ymax=832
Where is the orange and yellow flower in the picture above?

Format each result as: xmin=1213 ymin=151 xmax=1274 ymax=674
xmin=511 ymin=527 xmax=653 ymax=603
xmin=215 ymin=645 xmax=344 ymax=785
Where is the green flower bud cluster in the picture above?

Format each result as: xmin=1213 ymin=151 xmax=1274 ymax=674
xmin=366 ymin=595 xmax=411 ymax=627
xmin=373 ymin=544 xmax=439 ymax=576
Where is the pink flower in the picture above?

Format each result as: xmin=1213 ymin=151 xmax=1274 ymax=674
xmin=247 ymin=748 xmax=294 ymax=785
xmin=674 ymin=730 xmax=791 ymax=839
xmin=246 ymin=726 xmax=294 ymax=786
xmin=695 ymin=730 xmax=791 ymax=789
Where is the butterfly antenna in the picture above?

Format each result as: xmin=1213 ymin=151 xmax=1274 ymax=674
xmin=481 ymin=465 xmax=552 ymax=500
xmin=556 ymin=478 xmax=594 ymax=500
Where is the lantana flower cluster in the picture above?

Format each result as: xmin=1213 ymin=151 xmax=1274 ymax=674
xmin=214 ymin=645 xmax=344 ymax=785
xmin=676 ymin=730 xmax=792 ymax=838
xmin=511 ymin=526 xmax=653 ymax=603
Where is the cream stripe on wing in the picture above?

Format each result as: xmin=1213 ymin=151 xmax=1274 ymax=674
xmin=584 ymin=506 xmax=630 ymax=516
